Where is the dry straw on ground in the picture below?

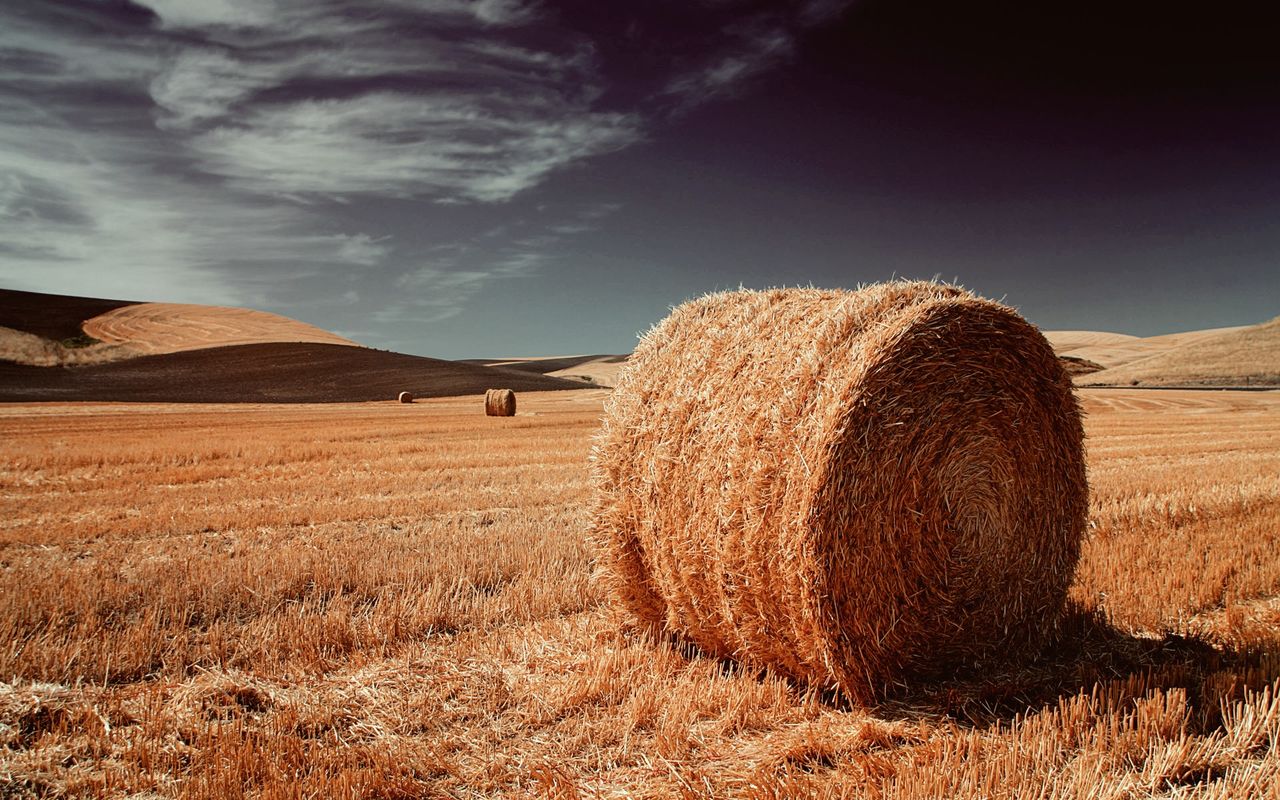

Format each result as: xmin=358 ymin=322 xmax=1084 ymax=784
xmin=486 ymin=388 xmax=516 ymax=416
xmin=398 ymin=391 xmax=413 ymax=403
xmin=593 ymin=281 xmax=1088 ymax=703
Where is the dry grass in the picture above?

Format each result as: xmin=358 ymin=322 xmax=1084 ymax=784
xmin=1082 ymin=317 xmax=1280 ymax=387
xmin=0 ymin=325 xmax=139 ymax=367
xmin=1045 ymin=326 xmax=1251 ymax=370
xmin=593 ymin=283 xmax=1087 ymax=702
xmin=2 ymin=388 xmax=1279 ymax=798
xmin=81 ymin=303 xmax=357 ymax=355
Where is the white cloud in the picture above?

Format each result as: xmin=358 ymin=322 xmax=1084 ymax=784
xmin=0 ymin=0 xmax=852 ymax=326
xmin=150 ymin=48 xmax=275 ymax=129
xmin=190 ymin=92 xmax=639 ymax=201
xmin=139 ymin=0 xmax=277 ymax=29
xmin=0 ymin=115 xmax=389 ymax=305
xmin=0 ymin=11 xmax=161 ymax=88
xmin=138 ymin=0 xmax=539 ymax=32
xmin=131 ymin=0 xmax=640 ymax=203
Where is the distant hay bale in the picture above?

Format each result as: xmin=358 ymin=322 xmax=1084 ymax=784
xmin=485 ymin=388 xmax=516 ymax=416
xmin=591 ymin=281 xmax=1087 ymax=703
xmin=397 ymin=391 xmax=413 ymax=404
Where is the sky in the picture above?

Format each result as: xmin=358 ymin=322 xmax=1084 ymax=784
xmin=2 ymin=0 xmax=1279 ymax=358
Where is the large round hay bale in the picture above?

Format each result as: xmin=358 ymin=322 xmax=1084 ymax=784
xmin=397 ymin=391 xmax=413 ymax=404
xmin=485 ymin=388 xmax=516 ymax=416
xmin=591 ymin=281 xmax=1087 ymax=702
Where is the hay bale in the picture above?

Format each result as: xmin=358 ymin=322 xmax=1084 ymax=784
xmin=591 ymin=281 xmax=1087 ymax=703
xmin=485 ymin=388 xmax=516 ymax=416
xmin=397 ymin=391 xmax=414 ymax=404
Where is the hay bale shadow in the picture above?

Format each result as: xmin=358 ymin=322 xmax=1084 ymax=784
xmin=870 ymin=603 xmax=1273 ymax=728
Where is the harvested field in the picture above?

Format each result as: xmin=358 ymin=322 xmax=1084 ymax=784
xmin=82 ymin=302 xmax=358 ymax=355
xmin=0 ymin=342 xmax=587 ymax=403
xmin=1043 ymin=330 xmax=1142 ymax=356
xmin=1082 ymin=317 xmax=1280 ymax=388
xmin=2 ymin=388 xmax=1279 ymax=798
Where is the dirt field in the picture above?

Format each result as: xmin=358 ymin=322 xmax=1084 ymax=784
xmin=2 ymin=389 xmax=1279 ymax=798
xmin=0 ymin=344 xmax=588 ymax=403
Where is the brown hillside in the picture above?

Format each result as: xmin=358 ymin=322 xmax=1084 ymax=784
xmin=1081 ymin=316 xmax=1280 ymax=387
xmin=0 ymin=342 xmax=588 ymax=403
xmin=0 ymin=288 xmax=136 ymax=341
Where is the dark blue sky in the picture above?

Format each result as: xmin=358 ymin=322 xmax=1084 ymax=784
xmin=3 ymin=0 xmax=1278 ymax=358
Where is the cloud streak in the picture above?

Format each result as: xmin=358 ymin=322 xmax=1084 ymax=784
xmin=379 ymin=202 xmax=622 ymax=325
xmin=190 ymin=92 xmax=639 ymax=202
xmin=0 ymin=0 xmax=857 ymax=342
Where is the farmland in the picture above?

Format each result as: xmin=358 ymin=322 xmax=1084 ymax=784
xmin=2 ymin=388 xmax=1280 ymax=798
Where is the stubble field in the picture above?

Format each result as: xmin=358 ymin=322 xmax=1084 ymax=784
xmin=2 ymin=388 xmax=1280 ymax=798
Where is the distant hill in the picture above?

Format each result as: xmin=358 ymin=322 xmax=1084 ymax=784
xmin=470 ymin=318 xmax=1279 ymax=390
xmin=1079 ymin=317 xmax=1280 ymax=388
xmin=82 ymin=302 xmax=358 ymax=354
xmin=0 ymin=343 xmax=585 ymax=403
xmin=0 ymin=288 xmax=587 ymax=402
xmin=464 ymin=354 xmax=631 ymax=388
xmin=1041 ymin=330 xmax=1141 ymax=356
xmin=1046 ymin=325 xmax=1250 ymax=370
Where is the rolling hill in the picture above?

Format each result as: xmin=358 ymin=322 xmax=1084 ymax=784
xmin=470 ymin=317 xmax=1278 ymax=390
xmin=4 ymin=287 xmax=1272 ymax=396
xmin=0 ymin=343 xmax=585 ymax=403
xmin=1046 ymin=325 xmax=1250 ymax=370
xmin=1079 ymin=316 xmax=1280 ymax=387
xmin=0 ymin=288 xmax=586 ymax=402
xmin=82 ymin=302 xmax=359 ymax=354
xmin=465 ymin=354 xmax=631 ymax=387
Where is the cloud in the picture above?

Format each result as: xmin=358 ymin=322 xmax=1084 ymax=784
xmin=149 ymin=48 xmax=276 ymax=129
xmin=0 ymin=0 xmax=853 ymax=329
xmin=141 ymin=0 xmax=538 ymax=30
xmin=0 ymin=106 xmax=390 ymax=305
xmin=378 ymin=203 xmax=614 ymax=324
xmin=190 ymin=92 xmax=640 ymax=202
xmin=666 ymin=26 xmax=794 ymax=106
xmin=382 ymin=243 xmax=548 ymax=324
xmin=662 ymin=1 xmax=857 ymax=109
xmin=130 ymin=0 xmax=645 ymax=202
xmin=798 ymin=0 xmax=858 ymax=27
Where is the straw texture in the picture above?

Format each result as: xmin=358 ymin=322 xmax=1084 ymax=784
xmin=397 ymin=391 xmax=413 ymax=404
xmin=591 ymin=281 xmax=1087 ymax=703
xmin=485 ymin=388 xmax=516 ymax=416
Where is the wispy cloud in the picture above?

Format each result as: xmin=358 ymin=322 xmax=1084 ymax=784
xmin=379 ymin=203 xmax=621 ymax=324
xmin=190 ymin=92 xmax=639 ymax=202
xmin=0 ymin=0 xmax=855 ymax=334
xmin=665 ymin=25 xmax=795 ymax=107
xmin=133 ymin=0 xmax=644 ymax=203
xmin=662 ymin=1 xmax=857 ymax=109
xmin=0 ymin=101 xmax=390 ymax=305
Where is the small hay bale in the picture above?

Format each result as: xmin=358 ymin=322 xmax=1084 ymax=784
xmin=485 ymin=388 xmax=516 ymax=416
xmin=591 ymin=281 xmax=1087 ymax=703
xmin=397 ymin=391 xmax=414 ymax=404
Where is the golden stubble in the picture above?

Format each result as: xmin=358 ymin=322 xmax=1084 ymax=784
xmin=1 ymin=388 xmax=1279 ymax=798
